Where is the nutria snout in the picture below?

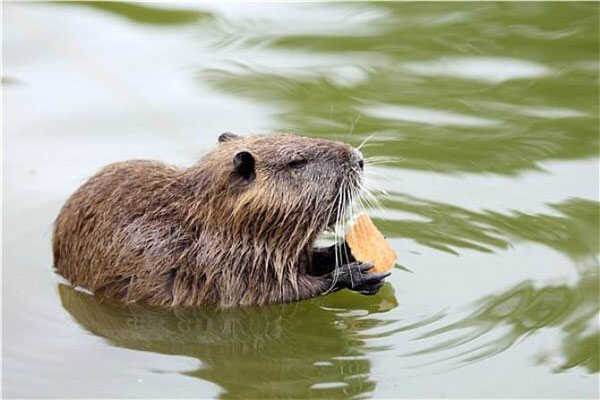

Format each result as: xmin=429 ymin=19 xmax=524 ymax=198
xmin=53 ymin=133 xmax=390 ymax=307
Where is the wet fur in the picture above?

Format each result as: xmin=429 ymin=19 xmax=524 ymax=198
xmin=53 ymin=134 xmax=361 ymax=307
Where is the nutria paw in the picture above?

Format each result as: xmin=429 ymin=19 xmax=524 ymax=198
xmin=326 ymin=261 xmax=391 ymax=295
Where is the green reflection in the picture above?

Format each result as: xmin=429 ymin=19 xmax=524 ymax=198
xmin=200 ymin=2 xmax=598 ymax=174
xmin=380 ymin=195 xmax=599 ymax=258
xmin=62 ymin=2 xmax=210 ymax=26
xmin=59 ymin=283 xmax=398 ymax=399
xmin=406 ymin=271 xmax=599 ymax=374
xmin=376 ymin=194 xmax=599 ymax=374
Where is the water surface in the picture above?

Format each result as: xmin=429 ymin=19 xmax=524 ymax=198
xmin=3 ymin=2 xmax=599 ymax=398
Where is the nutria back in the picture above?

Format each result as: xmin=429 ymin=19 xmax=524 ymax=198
xmin=53 ymin=133 xmax=365 ymax=307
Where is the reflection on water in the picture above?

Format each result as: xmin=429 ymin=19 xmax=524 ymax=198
xmin=379 ymin=195 xmax=598 ymax=258
xmin=405 ymin=272 xmax=598 ymax=373
xmin=68 ymin=1 xmax=211 ymax=26
xmin=59 ymin=283 xmax=398 ymax=399
xmin=200 ymin=2 xmax=598 ymax=175
xmin=400 ymin=57 xmax=551 ymax=84
xmin=3 ymin=1 xmax=599 ymax=397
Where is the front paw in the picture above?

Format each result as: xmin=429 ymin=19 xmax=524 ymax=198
xmin=328 ymin=261 xmax=391 ymax=295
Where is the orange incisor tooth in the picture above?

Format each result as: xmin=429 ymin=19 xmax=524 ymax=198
xmin=345 ymin=213 xmax=397 ymax=273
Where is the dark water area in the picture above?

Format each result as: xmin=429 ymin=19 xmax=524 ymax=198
xmin=3 ymin=2 xmax=599 ymax=398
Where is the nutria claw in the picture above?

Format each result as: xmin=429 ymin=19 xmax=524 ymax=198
xmin=327 ymin=261 xmax=391 ymax=295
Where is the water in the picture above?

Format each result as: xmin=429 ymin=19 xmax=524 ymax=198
xmin=3 ymin=2 xmax=598 ymax=398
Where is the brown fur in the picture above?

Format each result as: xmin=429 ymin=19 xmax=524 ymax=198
xmin=53 ymin=134 xmax=362 ymax=307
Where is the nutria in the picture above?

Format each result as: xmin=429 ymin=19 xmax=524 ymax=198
xmin=53 ymin=133 xmax=390 ymax=307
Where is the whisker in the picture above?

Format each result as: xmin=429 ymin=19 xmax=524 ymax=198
xmin=364 ymin=155 xmax=403 ymax=166
xmin=357 ymin=133 xmax=376 ymax=151
xmin=349 ymin=113 xmax=361 ymax=136
xmin=357 ymin=182 xmax=384 ymax=212
xmin=342 ymin=185 xmax=353 ymax=270
xmin=330 ymin=179 xmax=348 ymax=291
xmin=340 ymin=184 xmax=355 ymax=288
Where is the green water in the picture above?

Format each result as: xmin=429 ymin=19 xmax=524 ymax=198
xmin=3 ymin=2 xmax=599 ymax=398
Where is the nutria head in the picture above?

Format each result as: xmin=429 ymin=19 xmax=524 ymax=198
xmin=184 ymin=133 xmax=364 ymax=281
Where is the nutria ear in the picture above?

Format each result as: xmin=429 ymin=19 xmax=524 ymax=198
xmin=233 ymin=151 xmax=255 ymax=181
xmin=218 ymin=132 xmax=240 ymax=143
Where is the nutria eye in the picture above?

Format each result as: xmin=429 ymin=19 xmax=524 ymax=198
xmin=288 ymin=159 xmax=307 ymax=168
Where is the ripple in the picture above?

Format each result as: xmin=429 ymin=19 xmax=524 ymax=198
xmin=314 ymin=361 xmax=333 ymax=366
xmin=360 ymin=104 xmax=501 ymax=127
xmin=310 ymin=382 xmax=349 ymax=390
xmin=478 ymin=101 xmax=586 ymax=119
xmin=401 ymin=57 xmax=550 ymax=84
xmin=401 ymin=274 xmax=599 ymax=372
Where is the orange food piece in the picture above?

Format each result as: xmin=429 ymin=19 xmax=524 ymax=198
xmin=345 ymin=213 xmax=397 ymax=273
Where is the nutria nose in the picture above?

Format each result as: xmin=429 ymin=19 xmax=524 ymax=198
xmin=351 ymin=148 xmax=364 ymax=170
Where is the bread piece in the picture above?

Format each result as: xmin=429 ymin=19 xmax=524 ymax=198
xmin=345 ymin=213 xmax=396 ymax=273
